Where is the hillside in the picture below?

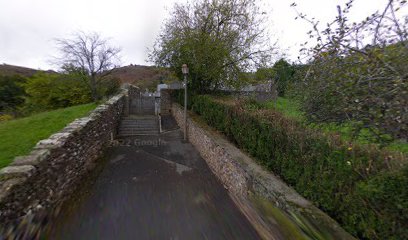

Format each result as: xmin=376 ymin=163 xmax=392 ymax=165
xmin=110 ymin=64 xmax=176 ymax=90
xmin=0 ymin=64 xmax=55 ymax=77
xmin=0 ymin=63 xmax=175 ymax=90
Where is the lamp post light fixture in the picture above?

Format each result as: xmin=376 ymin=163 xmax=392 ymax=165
xmin=182 ymin=64 xmax=189 ymax=141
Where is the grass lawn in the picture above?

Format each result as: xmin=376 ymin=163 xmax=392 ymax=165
xmin=0 ymin=103 xmax=96 ymax=169
xmin=264 ymin=97 xmax=304 ymax=120
xmin=263 ymin=97 xmax=407 ymax=153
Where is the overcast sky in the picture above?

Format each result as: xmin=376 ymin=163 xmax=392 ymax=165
xmin=0 ymin=0 xmax=398 ymax=70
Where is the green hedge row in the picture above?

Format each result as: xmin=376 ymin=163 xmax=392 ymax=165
xmin=176 ymin=93 xmax=408 ymax=239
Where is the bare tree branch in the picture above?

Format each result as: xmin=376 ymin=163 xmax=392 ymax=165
xmin=54 ymin=31 xmax=121 ymax=101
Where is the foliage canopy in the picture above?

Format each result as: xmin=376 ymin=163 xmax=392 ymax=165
xmin=24 ymin=72 xmax=93 ymax=111
xmin=0 ymin=75 xmax=26 ymax=112
xmin=292 ymin=0 xmax=408 ymax=142
xmin=150 ymin=0 xmax=274 ymax=93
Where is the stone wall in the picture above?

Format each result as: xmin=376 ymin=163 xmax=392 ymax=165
xmin=172 ymin=104 xmax=248 ymax=196
xmin=230 ymin=91 xmax=277 ymax=103
xmin=0 ymin=89 xmax=127 ymax=233
xmin=171 ymin=103 xmax=353 ymax=239
xmin=160 ymin=89 xmax=172 ymax=115
xmin=127 ymin=84 xmax=140 ymax=100
xmin=123 ymin=84 xmax=140 ymax=116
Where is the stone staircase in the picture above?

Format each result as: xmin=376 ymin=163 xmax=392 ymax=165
xmin=118 ymin=115 xmax=159 ymax=136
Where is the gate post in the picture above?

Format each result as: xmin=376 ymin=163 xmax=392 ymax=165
xmin=155 ymin=96 xmax=160 ymax=115
xmin=139 ymin=92 xmax=142 ymax=114
xmin=124 ymin=93 xmax=130 ymax=116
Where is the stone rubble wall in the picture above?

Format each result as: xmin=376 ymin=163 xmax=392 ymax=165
xmin=123 ymin=84 xmax=140 ymax=116
xmin=160 ymin=89 xmax=172 ymax=115
xmin=0 ymin=88 xmax=127 ymax=228
xmin=171 ymin=103 xmax=253 ymax=196
xmin=127 ymin=84 xmax=140 ymax=100
xmin=171 ymin=103 xmax=354 ymax=239
xmin=230 ymin=91 xmax=277 ymax=103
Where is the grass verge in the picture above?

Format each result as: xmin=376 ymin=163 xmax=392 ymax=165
xmin=0 ymin=103 xmax=96 ymax=169
xmin=263 ymin=97 xmax=407 ymax=153
xmin=264 ymin=97 xmax=304 ymax=120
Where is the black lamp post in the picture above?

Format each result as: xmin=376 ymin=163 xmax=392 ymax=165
xmin=182 ymin=64 xmax=189 ymax=141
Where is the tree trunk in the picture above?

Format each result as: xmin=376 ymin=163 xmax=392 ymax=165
xmin=90 ymin=74 xmax=98 ymax=101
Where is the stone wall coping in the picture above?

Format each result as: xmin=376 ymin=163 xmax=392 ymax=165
xmin=213 ymin=133 xmax=312 ymax=207
xmin=10 ymin=149 xmax=50 ymax=167
xmin=0 ymin=165 xmax=35 ymax=181
xmin=32 ymin=91 xmax=127 ymax=151
xmin=35 ymin=132 xmax=73 ymax=149
xmin=62 ymin=118 xmax=93 ymax=134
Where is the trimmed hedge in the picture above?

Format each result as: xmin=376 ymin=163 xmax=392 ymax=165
xmin=177 ymin=93 xmax=408 ymax=239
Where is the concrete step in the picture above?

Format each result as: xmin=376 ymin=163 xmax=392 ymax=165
xmin=120 ymin=120 xmax=157 ymax=124
xmin=121 ymin=118 xmax=156 ymax=120
xmin=119 ymin=128 xmax=158 ymax=131
xmin=118 ymin=131 xmax=159 ymax=136
xmin=120 ymin=121 xmax=157 ymax=124
xmin=119 ymin=124 xmax=158 ymax=128
xmin=122 ymin=116 xmax=157 ymax=120
xmin=120 ymin=120 xmax=157 ymax=123
xmin=121 ymin=118 xmax=156 ymax=121
xmin=119 ymin=125 xmax=159 ymax=129
xmin=119 ymin=128 xmax=159 ymax=132
xmin=117 ymin=115 xmax=159 ymax=136
xmin=119 ymin=124 xmax=158 ymax=127
xmin=120 ymin=123 xmax=157 ymax=126
xmin=119 ymin=127 xmax=158 ymax=131
xmin=119 ymin=130 xmax=159 ymax=134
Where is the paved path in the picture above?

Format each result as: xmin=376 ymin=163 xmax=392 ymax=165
xmin=48 ymin=120 xmax=260 ymax=239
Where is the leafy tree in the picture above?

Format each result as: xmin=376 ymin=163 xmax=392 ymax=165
xmin=24 ymin=72 xmax=92 ymax=111
xmin=254 ymin=67 xmax=274 ymax=82
xmin=0 ymin=75 xmax=26 ymax=112
xmin=292 ymin=0 xmax=408 ymax=142
xmin=150 ymin=0 xmax=275 ymax=93
xmin=54 ymin=32 xmax=121 ymax=101
xmin=255 ymin=59 xmax=295 ymax=96
xmin=97 ymin=75 xmax=120 ymax=98
xmin=271 ymin=59 xmax=295 ymax=96
xmin=61 ymin=64 xmax=120 ymax=99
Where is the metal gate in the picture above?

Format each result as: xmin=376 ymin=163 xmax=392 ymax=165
xmin=129 ymin=93 xmax=156 ymax=115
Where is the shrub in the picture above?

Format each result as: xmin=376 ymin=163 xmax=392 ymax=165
xmin=291 ymin=1 xmax=408 ymax=142
xmin=271 ymin=59 xmax=295 ymax=96
xmin=98 ymin=76 xmax=120 ymax=98
xmin=24 ymin=72 xmax=92 ymax=111
xmin=184 ymin=94 xmax=407 ymax=239
xmin=0 ymin=75 xmax=26 ymax=112
xmin=0 ymin=114 xmax=13 ymax=122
